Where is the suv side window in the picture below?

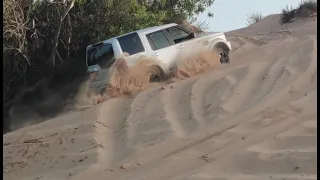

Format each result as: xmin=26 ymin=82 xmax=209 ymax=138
xmin=117 ymin=32 xmax=145 ymax=55
xmin=147 ymin=30 xmax=171 ymax=50
xmin=166 ymin=26 xmax=191 ymax=44
xmin=87 ymin=43 xmax=115 ymax=69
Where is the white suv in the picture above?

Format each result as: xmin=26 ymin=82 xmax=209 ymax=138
xmin=86 ymin=23 xmax=232 ymax=82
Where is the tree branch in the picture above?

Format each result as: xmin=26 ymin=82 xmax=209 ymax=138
xmin=48 ymin=0 xmax=75 ymax=66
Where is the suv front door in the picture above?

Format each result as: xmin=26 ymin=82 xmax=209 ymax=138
xmin=165 ymin=26 xmax=198 ymax=59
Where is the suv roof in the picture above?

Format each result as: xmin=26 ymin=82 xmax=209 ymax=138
xmin=86 ymin=23 xmax=178 ymax=48
xmin=124 ymin=23 xmax=177 ymax=36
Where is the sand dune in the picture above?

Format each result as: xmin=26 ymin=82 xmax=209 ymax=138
xmin=3 ymin=15 xmax=317 ymax=180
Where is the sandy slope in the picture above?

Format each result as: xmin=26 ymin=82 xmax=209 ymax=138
xmin=3 ymin=15 xmax=317 ymax=180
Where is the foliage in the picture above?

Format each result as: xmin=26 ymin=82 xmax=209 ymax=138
xmin=246 ymin=11 xmax=263 ymax=25
xmin=142 ymin=0 xmax=215 ymax=20
xmin=3 ymin=0 xmax=215 ymax=104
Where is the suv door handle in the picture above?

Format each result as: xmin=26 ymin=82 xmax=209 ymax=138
xmin=152 ymin=52 xmax=159 ymax=57
xmin=177 ymin=45 xmax=184 ymax=49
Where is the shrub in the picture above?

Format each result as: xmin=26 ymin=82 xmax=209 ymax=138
xmin=280 ymin=5 xmax=296 ymax=24
xmin=280 ymin=0 xmax=317 ymax=24
xmin=246 ymin=11 xmax=263 ymax=25
xmin=195 ymin=20 xmax=210 ymax=31
xmin=299 ymin=0 xmax=317 ymax=11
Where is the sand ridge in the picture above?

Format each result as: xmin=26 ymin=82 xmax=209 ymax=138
xmin=3 ymin=15 xmax=317 ymax=180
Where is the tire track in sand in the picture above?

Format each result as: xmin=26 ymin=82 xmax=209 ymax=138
xmin=161 ymin=78 xmax=200 ymax=136
xmin=98 ymin=35 xmax=317 ymax=180
xmin=190 ymin=66 xmax=249 ymax=125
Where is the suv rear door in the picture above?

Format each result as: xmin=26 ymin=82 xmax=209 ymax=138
xmin=146 ymin=30 xmax=179 ymax=72
xmin=117 ymin=32 xmax=149 ymax=67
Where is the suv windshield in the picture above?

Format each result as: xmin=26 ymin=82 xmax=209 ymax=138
xmin=86 ymin=43 xmax=115 ymax=69
xmin=117 ymin=32 xmax=144 ymax=55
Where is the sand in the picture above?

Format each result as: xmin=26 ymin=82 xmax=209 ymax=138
xmin=3 ymin=15 xmax=317 ymax=180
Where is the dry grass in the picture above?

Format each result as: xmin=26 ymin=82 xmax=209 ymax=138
xmin=247 ymin=11 xmax=263 ymax=25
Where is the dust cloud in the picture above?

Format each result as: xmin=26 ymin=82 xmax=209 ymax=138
xmin=97 ymin=50 xmax=222 ymax=101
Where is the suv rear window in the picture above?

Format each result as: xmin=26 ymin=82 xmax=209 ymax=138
xmin=117 ymin=32 xmax=145 ymax=55
xmin=87 ymin=43 xmax=115 ymax=69
xmin=147 ymin=30 xmax=171 ymax=50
